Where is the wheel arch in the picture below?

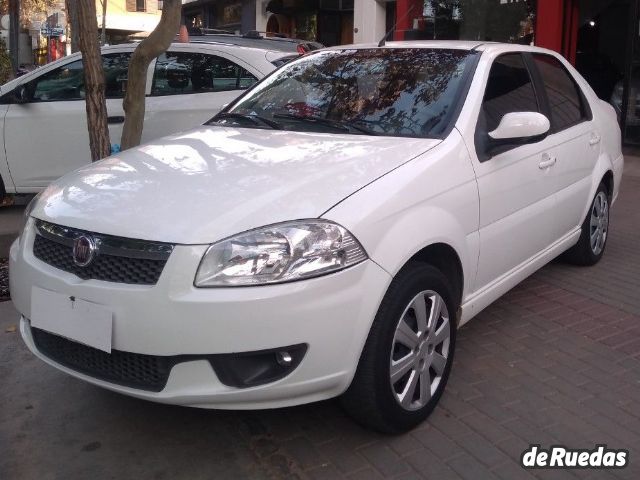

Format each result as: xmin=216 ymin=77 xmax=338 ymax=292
xmin=579 ymin=151 xmax=617 ymax=222
xmin=602 ymin=169 xmax=614 ymax=199
xmin=405 ymin=243 xmax=464 ymax=312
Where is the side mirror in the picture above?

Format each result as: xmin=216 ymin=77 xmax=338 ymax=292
xmin=488 ymin=111 xmax=550 ymax=147
xmin=12 ymin=84 xmax=31 ymax=104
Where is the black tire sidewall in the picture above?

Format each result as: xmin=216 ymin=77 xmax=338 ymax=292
xmin=580 ymin=183 xmax=610 ymax=264
xmin=369 ymin=264 xmax=458 ymax=431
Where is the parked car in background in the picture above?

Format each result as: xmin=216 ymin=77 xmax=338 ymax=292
xmin=610 ymin=65 xmax=640 ymax=127
xmin=0 ymin=42 xmax=292 ymax=196
xmin=10 ymin=41 xmax=623 ymax=433
xmin=187 ymin=29 xmax=324 ymax=55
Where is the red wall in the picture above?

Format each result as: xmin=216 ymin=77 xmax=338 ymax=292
xmin=393 ymin=0 xmax=423 ymax=40
xmin=536 ymin=0 xmax=579 ymax=64
xmin=391 ymin=0 xmax=580 ymax=64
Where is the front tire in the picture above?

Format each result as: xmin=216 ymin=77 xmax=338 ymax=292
xmin=341 ymin=263 xmax=457 ymax=433
xmin=564 ymin=182 xmax=610 ymax=266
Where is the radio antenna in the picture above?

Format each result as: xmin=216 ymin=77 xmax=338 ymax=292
xmin=378 ymin=4 xmax=417 ymax=48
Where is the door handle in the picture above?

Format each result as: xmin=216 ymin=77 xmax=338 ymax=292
xmin=589 ymin=133 xmax=601 ymax=146
xmin=107 ymin=116 xmax=125 ymax=124
xmin=539 ymin=154 xmax=557 ymax=169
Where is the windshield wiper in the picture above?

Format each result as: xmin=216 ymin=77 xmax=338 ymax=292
xmin=210 ymin=112 xmax=282 ymax=130
xmin=339 ymin=120 xmax=380 ymax=136
xmin=273 ymin=113 xmax=349 ymax=132
xmin=273 ymin=113 xmax=379 ymax=135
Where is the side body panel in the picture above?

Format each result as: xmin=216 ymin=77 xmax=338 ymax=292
xmin=2 ymin=47 xmax=146 ymax=191
xmin=454 ymin=44 xmax=623 ymax=324
xmin=324 ymin=130 xmax=480 ymax=305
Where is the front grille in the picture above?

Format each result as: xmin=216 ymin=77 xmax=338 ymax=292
xmin=32 ymin=327 xmax=173 ymax=392
xmin=32 ymin=220 xmax=173 ymax=285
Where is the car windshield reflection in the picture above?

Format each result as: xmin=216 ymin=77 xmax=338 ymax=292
xmin=212 ymin=48 xmax=475 ymax=138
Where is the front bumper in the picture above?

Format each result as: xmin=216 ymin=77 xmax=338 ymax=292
xmin=10 ymin=221 xmax=391 ymax=409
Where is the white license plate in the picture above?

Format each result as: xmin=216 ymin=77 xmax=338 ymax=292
xmin=31 ymin=287 xmax=113 ymax=353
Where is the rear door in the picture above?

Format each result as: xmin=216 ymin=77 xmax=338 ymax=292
xmin=143 ymin=48 xmax=260 ymax=141
xmin=471 ymin=52 xmax=557 ymax=290
xmin=528 ymin=53 xmax=600 ymax=240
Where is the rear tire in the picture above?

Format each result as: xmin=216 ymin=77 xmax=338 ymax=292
xmin=563 ymin=182 xmax=609 ymax=266
xmin=341 ymin=263 xmax=457 ymax=433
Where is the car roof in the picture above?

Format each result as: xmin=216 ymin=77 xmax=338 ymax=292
xmin=2 ymin=41 xmax=290 ymax=89
xmin=322 ymin=40 xmax=559 ymax=56
xmin=185 ymin=32 xmax=323 ymax=53
xmin=100 ymin=41 xmax=293 ymax=58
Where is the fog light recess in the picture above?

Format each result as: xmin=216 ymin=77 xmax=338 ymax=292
xmin=210 ymin=344 xmax=307 ymax=388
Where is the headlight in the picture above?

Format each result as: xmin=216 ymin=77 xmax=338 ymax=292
xmin=18 ymin=192 xmax=41 ymax=237
xmin=195 ymin=220 xmax=367 ymax=287
xmin=24 ymin=192 xmax=41 ymax=220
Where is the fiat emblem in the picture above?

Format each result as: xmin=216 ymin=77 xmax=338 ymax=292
xmin=72 ymin=235 xmax=96 ymax=267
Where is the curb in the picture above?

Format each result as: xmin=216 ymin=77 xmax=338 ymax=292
xmin=0 ymin=234 xmax=17 ymax=259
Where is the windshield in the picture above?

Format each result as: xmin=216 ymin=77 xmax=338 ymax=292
xmin=214 ymin=48 xmax=475 ymax=138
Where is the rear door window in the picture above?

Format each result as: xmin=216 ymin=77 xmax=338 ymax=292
xmin=103 ymin=52 xmax=132 ymax=98
xmin=531 ymin=54 xmax=589 ymax=132
xmin=152 ymin=52 xmax=257 ymax=95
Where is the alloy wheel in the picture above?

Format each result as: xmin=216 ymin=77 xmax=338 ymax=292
xmin=589 ymin=191 xmax=609 ymax=256
xmin=389 ymin=290 xmax=451 ymax=411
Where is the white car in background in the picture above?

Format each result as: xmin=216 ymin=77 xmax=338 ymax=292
xmin=10 ymin=41 xmax=623 ymax=433
xmin=0 ymin=42 xmax=292 ymax=196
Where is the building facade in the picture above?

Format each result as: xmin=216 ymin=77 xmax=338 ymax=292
xmin=99 ymin=0 xmax=162 ymax=43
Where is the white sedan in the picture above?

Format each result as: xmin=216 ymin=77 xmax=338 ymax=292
xmin=10 ymin=41 xmax=624 ymax=433
xmin=0 ymin=42 xmax=292 ymax=195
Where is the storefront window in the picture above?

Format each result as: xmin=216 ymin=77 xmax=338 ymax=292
xmin=574 ymin=0 xmax=636 ymax=144
xmin=294 ymin=13 xmax=318 ymax=41
xmin=403 ymin=0 xmax=536 ymax=44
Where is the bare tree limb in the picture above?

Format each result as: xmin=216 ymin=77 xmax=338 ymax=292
xmin=8 ymin=0 xmax=19 ymax=74
xmin=65 ymin=0 xmax=80 ymax=54
xmin=100 ymin=0 xmax=107 ymax=46
xmin=76 ymin=0 xmax=110 ymax=161
xmin=120 ymin=0 xmax=181 ymax=151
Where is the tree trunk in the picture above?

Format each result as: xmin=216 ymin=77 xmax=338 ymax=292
xmin=121 ymin=0 xmax=181 ymax=151
xmin=65 ymin=0 xmax=80 ymax=53
xmin=76 ymin=0 xmax=110 ymax=162
xmin=9 ymin=0 xmax=19 ymax=75
xmin=100 ymin=0 xmax=107 ymax=46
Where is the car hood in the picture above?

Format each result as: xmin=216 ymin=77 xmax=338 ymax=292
xmin=33 ymin=126 xmax=440 ymax=244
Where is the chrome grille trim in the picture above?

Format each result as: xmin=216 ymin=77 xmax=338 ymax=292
xmin=35 ymin=219 xmax=174 ymax=261
xmin=32 ymin=220 xmax=174 ymax=285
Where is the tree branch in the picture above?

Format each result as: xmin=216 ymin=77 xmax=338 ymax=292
xmin=120 ymin=0 xmax=182 ymax=150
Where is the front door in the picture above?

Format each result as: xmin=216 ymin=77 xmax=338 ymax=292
xmin=471 ymin=53 xmax=557 ymax=291
xmin=4 ymin=51 xmax=138 ymax=190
